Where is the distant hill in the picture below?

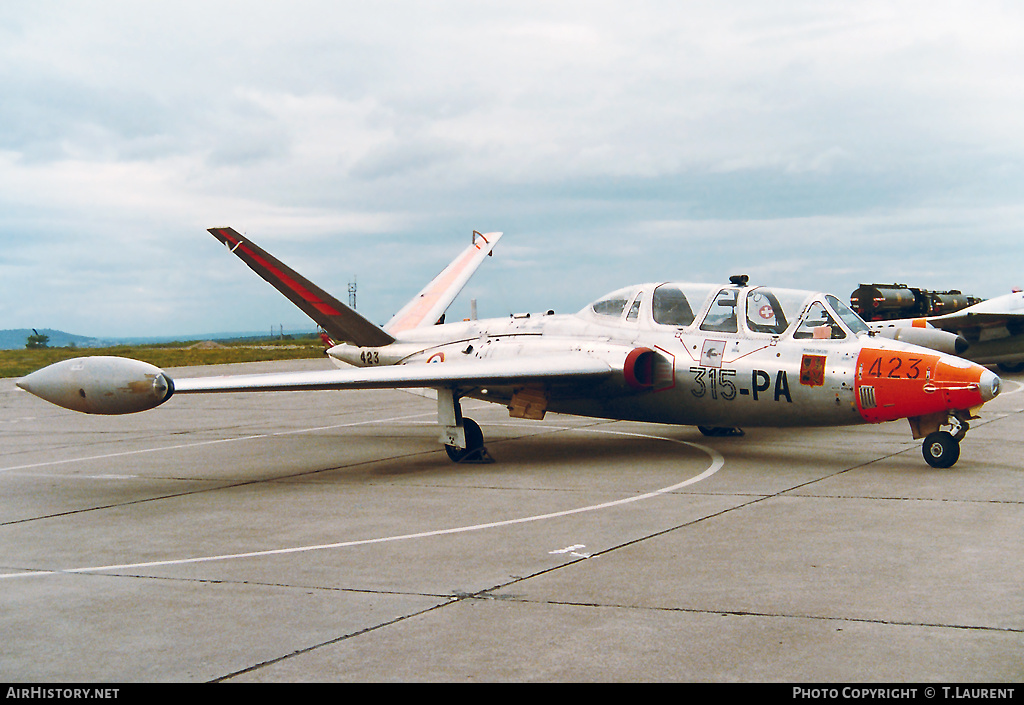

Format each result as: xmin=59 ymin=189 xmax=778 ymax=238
xmin=0 ymin=329 xmax=108 ymax=350
xmin=0 ymin=328 xmax=319 ymax=350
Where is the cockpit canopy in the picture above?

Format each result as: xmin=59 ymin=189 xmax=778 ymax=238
xmin=583 ymin=282 xmax=870 ymax=339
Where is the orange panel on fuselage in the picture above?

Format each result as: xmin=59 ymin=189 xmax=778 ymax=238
xmin=854 ymin=348 xmax=985 ymax=423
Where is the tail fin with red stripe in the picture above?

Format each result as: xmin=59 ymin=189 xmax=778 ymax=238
xmin=208 ymin=227 xmax=396 ymax=348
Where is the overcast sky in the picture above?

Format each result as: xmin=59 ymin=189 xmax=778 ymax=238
xmin=2 ymin=1 xmax=1022 ymax=338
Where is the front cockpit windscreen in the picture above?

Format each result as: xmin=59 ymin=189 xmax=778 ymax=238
xmin=795 ymin=301 xmax=845 ymax=339
xmin=793 ymin=295 xmax=871 ymax=340
xmin=826 ymin=295 xmax=871 ymax=335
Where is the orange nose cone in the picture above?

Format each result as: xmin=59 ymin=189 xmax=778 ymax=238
xmin=855 ymin=348 xmax=998 ymax=424
xmin=927 ymin=358 xmax=1000 ymax=407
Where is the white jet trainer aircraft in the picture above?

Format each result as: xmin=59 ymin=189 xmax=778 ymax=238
xmin=18 ymin=228 xmax=1001 ymax=469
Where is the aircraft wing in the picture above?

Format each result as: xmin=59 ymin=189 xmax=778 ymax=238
xmin=172 ymin=354 xmax=609 ymax=395
xmin=384 ymin=232 xmax=502 ymax=334
xmin=923 ymin=291 xmax=1024 ymax=333
xmin=17 ymin=353 xmax=612 ymax=415
xmin=208 ymin=227 xmax=396 ymax=348
xmin=869 ymin=291 xmax=1024 ymax=361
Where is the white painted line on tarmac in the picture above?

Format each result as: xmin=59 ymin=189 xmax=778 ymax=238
xmin=0 ymin=410 xmax=439 ymax=474
xmin=0 ymin=428 xmax=724 ymax=580
xmin=999 ymin=378 xmax=1024 ymax=396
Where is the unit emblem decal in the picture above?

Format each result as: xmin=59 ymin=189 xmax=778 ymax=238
xmin=800 ymin=354 xmax=827 ymax=387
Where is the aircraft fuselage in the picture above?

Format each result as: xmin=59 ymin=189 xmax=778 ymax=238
xmin=329 ymin=288 xmax=997 ymax=436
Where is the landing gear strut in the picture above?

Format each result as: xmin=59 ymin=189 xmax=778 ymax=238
xmin=438 ymin=388 xmax=493 ymax=463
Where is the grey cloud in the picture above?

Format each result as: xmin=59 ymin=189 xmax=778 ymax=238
xmin=3 ymin=2 xmax=1024 ymax=336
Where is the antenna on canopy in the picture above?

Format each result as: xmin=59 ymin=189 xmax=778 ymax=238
xmin=729 ymin=274 xmax=749 ymax=287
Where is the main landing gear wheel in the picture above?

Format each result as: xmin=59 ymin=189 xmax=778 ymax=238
xmin=922 ymin=431 xmax=960 ymax=469
xmin=444 ymin=418 xmax=493 ymax=463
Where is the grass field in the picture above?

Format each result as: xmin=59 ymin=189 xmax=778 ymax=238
xmin=1 ymin=338 xmax=328 ymax=379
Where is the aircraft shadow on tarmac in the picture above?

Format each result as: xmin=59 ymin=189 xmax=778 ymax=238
xmin=342 ymin=422 xmax=752 ymax=477
xmin=249 ymin=416 xmax=933 ymax=479
xmin=451 ymin=423 xmax=938 ymax=473
xmin=313 ymin=424 xmax=706 ymax=477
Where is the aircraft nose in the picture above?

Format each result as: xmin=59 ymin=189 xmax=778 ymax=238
xmin=979 ymin=368 xmax=1001 ymax=402
xmin=856 ymin=348 xmax=999 ymax=424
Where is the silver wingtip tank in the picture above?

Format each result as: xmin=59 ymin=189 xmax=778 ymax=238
xmin=17 ymin=356 xmax=174 ymax=415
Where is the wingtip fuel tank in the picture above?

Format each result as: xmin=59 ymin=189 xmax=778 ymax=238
xmin=17 ymin=356 xmax=174 ymax=415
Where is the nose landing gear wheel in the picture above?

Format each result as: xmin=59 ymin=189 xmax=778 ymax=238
xmin=444 ymin=418 xmax=493 ymax=463
xmin=922 ymin=431 xmax=960 ymax=468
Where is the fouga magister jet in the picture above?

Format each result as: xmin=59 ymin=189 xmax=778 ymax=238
xmin=17 ymin=228 xmax=1001 ymax=469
